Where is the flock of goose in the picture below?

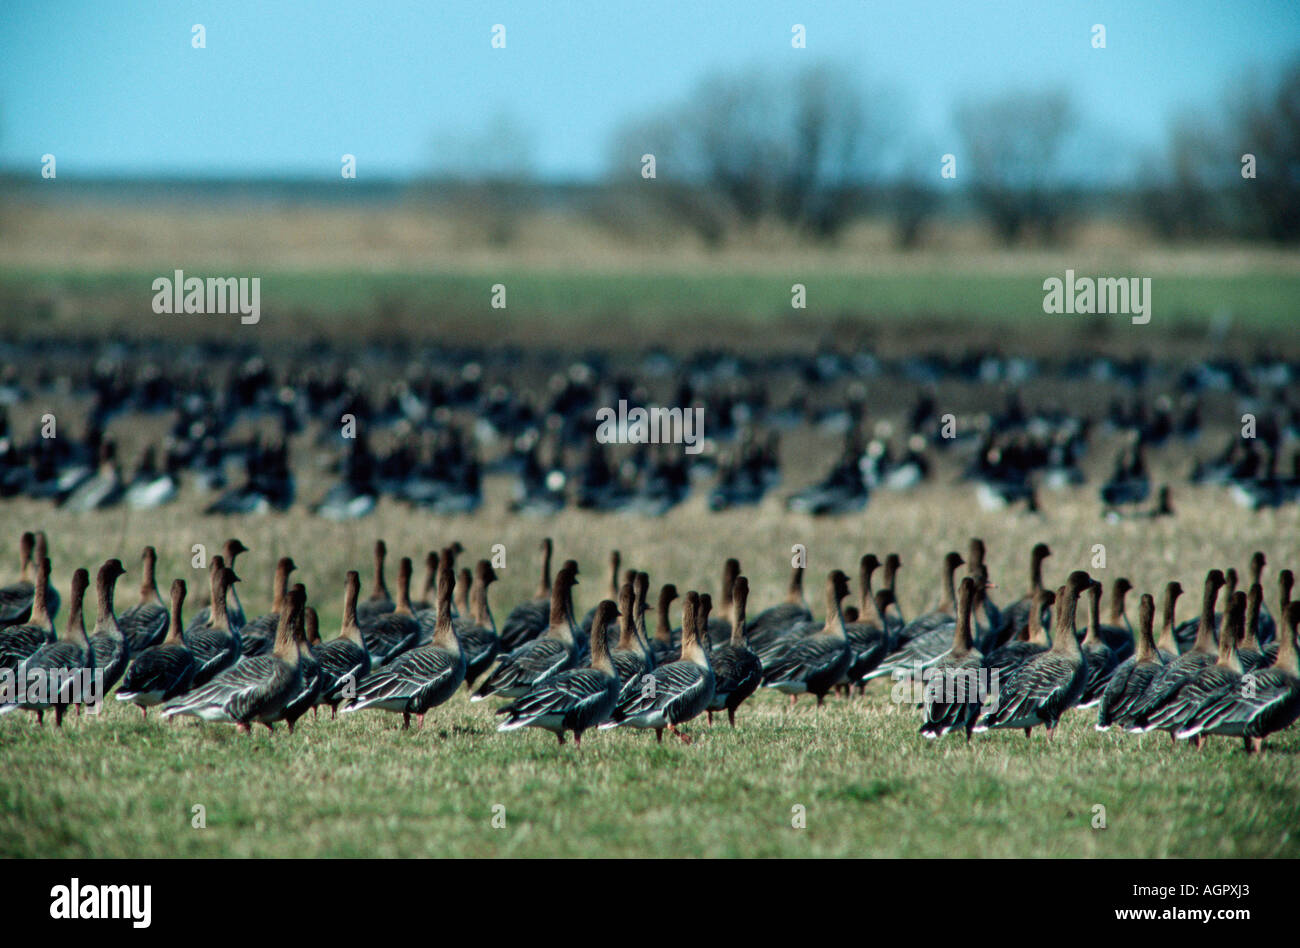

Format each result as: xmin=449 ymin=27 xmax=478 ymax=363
xmin=1 ymin=530 xmax=1297 ymax=752
xmin=1 ymin=340 xmax=1299 ymax=518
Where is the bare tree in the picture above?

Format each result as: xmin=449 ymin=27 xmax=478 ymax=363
xmin=609 ymin=63 xmax=894 ymax=242
xmin=953 ymin=89 xmax=1075 ymax=243
xmin=1237 ymin=60 xmax=1300 ymax=242
xmin=1134 ymin=114 xmax=1233 ymax=240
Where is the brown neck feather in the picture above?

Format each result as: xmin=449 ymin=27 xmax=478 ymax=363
xmin=341 ymin=573 xmax=364 ymax=645
xmin=165 ymin=581 xmax=186 ymax=645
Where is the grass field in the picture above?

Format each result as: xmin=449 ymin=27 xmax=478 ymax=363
xmin=2 ymin=478 xmax=1298 ymax=859
xmin=2 ymin=206 xmax=1298 ymax=858
xmin=3 ymin=265 xmax=1300 ymax=344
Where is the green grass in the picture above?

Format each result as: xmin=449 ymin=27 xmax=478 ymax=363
xmin=1 ymin=480 xmax=1298 ymax=859
xmin=2 ymin=688 xmax=1296 ymax=858
xmin=2 ymin=265 xmax=1298 ymax=336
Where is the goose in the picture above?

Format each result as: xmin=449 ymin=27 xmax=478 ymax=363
xmin=1097 ymin=577 xmax=1136 ymax=660
xmin=745 ymin=564 xmax=812 ymax=649
xmin=920 ymin=576 xmax=985 ymax=740
xmin=498 ymin=538 xmax=553 ymax=651
xmin=1077 ymin=581 xmax=1120 ymax=707
xmin=184 ymin=558 xmax=242 ymax=688
xmin=312 ymin=571 xmax=371 ymax=716
xmin=1128 ymin=569 xmax=1227 ymax=733
xmin=60 ymin=440 xmax=124 ymax=512
xmin=1172 ymin=567 xmax=1234 ymax=651
xmin=1261 ymin=569 xmax=1293 ymax=664
xmin=891 ymin=551 xmax=965 ymax=649
xmin=603 ymin=590 xmax=715 ymax=743
xmin=278 ymin=596 xmax=322 ymax=732
xmin=0 ymin=555 xmax=55 ymax=672
xmin=1153 ymin=581 xmax=1184 ymax=660
xmin=1246 ymin=551 xmax=1276 ymax=642
xmin=704 ymin=558 xmax=741 ymax=647
xmin=843 ymin=588 xmax=895 ymax=689
xmin=497 ymin=599 xmax=621 ymax=746
xmin=881 ymin=553 xmax=904 ymax=624
xmin=186 ymin=539 xmax=248 ymax=633
xmin=707 ymin=576 xmax=762 ymax=726
xmin=974 ymin=570 xmax=1092 ymax=739
xmin=1175 ymin=601 xmax=1300 ymax=753
xmin=453 ymin=566 xmax=472 ymax=619
xmin=994 ymin=542 xmax=1051 ymax=646
xmin=161 ymin=586 xmax=305 ymax=733
xmin=0 ymin=567 xmax=93 ymax=726
xmin=124 ymin=445 xmax=179 ymax=509
xmin=471 ymin=564 xmax=579 ymax=701
xmin=87 ymin=558 xmax=130 ymax=700
xmin=345 ymin=557 xmax=466 ymax=729
xmin=355 ymin=540 xmax=395 ymax=624
xmin=452 ymin=560 xmax=501 ymax=689
xmin=983 ymin=586 xmax=1055 ymax=678
xmin=116 ymin=579 xmax=196 ymax=717
xmin=863 ymin=553 xmax=967 ymax=682
xmin=838 ymin=554 xmax=890 ymax=672
xmin=1140 ymin=591 xmax=1247 ymax=744
xmin=1097 ymin=593 xmax=1164 ymax=731
xmin=361 ymin=556 xmax=420 ymax=666
xmin=609 ymin=581 xmax=653 ymax=698
xmin=118 ymin=546 xmax=168 ymax=651
xmin=0 ymin=531 xmax=58 ymax=625
xmin=239 ymin=557 xmax=296 ymax=657
xmin=1236 ymin=583 xmax=1268 ymax=672
xmin=632 ymin=571 xmax=654 ymax=658
xmin=414 ymin=551 xmax=448 ymax=636
xmin=761 ymin=570 xmax=852 ymax=706
xmin=410 ymin=551 xmax=440 ymax=613
xmin=1099 ymin=436 xmax=1150 ymax=508
xmin=580 ymin=550 xmax=621 ymax=637
xmin=649 ymin=583 xmax=681 ymax=665
xmin=0 ymin=531 xmax=35 ymax=626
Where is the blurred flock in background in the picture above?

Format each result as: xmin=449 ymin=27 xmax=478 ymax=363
xmin=0 ymin=1 xmax=1298 ymax=859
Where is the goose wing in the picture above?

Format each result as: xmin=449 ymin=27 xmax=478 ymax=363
xmin=10 ymin=643 xmax=90 ymax=705
xmin=981 ymin=652 xmax=1084 ymax=729
xmin=614 ymin=660 xmax=706 ymax=720
xmin=712 ymin=644 xmax=762 ymax=697
xmin=863 ymin=622 xmax=955 ymax=680
xmin=119 ymin=644 xmax=193 ymax=696
xmin=609 ymin=649 xmax=650 ymax=686
xmin=475 ymin=638 xmax=570 ymax=697
xmin=350 ymin=645 xmax=463 ymax=710
xmin=498 ymin=668 xmax=616 ymax=729
xmin=921 ymin=653 xmax=985 ymax=735
xmin=0 ymin=582 xmax=35 ymax=624
xmin=763 ymin=635 xmax=845 ymax=686
xmin=162 ymin=656 xmax=288 ymax=721
xmin=314 ymin=639 xmax=370 ymax=697
xmin=186 ymin=626 xmax=239 ymax=676
xmin=1140 ymin=666 xmax=1239 ymax=732
xmin=1126 ymin=652 xmax=1215 ymax=725
xmin=1096 ymin=658 xmax=1158 ymax=729
xmin=0 ymin=623 xmax=49 ymax=671
xmin=499 ymin=598 xmax=549 ymax=650
xmin=118 ymin=603 xmax=168 ymax=651
xmin=455 ymin=624 xmax=499 ymax=668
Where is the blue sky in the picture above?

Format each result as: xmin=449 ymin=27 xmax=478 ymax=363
xmin=1 ymin=0 xmax=1296 ymax=180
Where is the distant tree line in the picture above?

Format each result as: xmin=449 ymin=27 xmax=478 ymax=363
xmin=603 ymin=58 xmax=1300 ymax=247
